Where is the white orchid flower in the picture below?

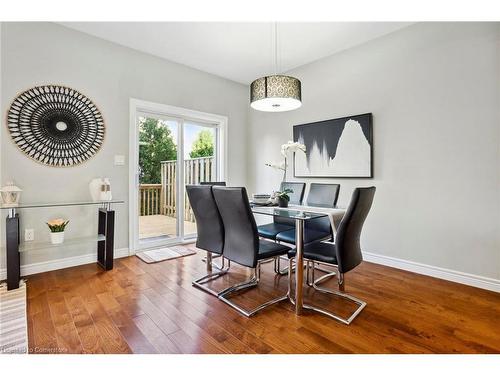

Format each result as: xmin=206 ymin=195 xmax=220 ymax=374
xmin=280 ymin=143 xmax=288 ymax=156
xmin=281 ymin=141 xmax=306 ymax=155
xmin=265 ymin=161 xmax=286 ymax=171
xmin=288 ymin=142 xmax=306 ymax=153
xmin=267 ymin=142 xmax=306 ymax=181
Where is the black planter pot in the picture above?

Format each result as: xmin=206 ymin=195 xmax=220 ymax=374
xmin=278 ymin=197 xmax=289 ymax=208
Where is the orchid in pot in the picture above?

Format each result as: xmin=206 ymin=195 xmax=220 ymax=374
xmin=273 ymin=188 xmax=294 ymax=208
xmin=266 ymin=141 xmax=306 ymax=182
xmin=46 ymin=218 xmax=69 ymax=245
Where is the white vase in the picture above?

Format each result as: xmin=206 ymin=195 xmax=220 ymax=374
xmin=89 ymin=178 xmax=104 ymax=202
xmin=103 ymin=178 xmax=112 ymax=201
xmin=50 ymin=232 xmax=65 ymax=245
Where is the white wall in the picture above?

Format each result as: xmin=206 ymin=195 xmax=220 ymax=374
xmin=0 ymin=22 xmax=248 ymax=269
xmin=248 ymin=22 xmax=500 ymax=281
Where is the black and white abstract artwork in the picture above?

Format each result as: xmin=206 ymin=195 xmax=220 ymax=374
xmin=293 ymin=113 xmax=373 ymax=178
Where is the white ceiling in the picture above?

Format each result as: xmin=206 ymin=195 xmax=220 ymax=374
xmin=59 ymin=22 xmax=412 ymax=84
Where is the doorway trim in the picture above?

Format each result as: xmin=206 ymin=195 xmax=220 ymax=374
xmin=129 ymin=98 xmax=228 ymax=254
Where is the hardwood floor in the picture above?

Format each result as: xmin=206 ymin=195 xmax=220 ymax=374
xmin=26 ymin=246 xmax=500 ymax=354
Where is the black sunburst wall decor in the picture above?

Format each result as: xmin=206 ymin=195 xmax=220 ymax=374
xmin=7 ymin=85 xmax=105 ymax=167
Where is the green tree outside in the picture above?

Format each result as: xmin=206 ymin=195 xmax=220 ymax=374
xmin=189 ymin=129 xmax=214 ymax=158
xmin=139 ymin=117 xmax=177 ymax=184
xmin=139 ymin=120 xmax=215 ymax=184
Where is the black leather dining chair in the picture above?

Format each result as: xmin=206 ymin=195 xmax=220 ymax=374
xmin=275 ymin=183 xmax=340 ymax=245
xmin=213 ymin=186 xmax=290 ymax=317
xmin=257 ymin=181 xmax=306 ymax=241
xmin=282 ymin=181 xmax=306 ymax=205
xmin=197 ymin=182 xmax=226 ymax=267
xmin=200 ymin=181 xmax=226 ymax=186
xmin=186 ymin=184 xmax=228 ymax=296
xmin=306 ymin=183 xmax=340 ymax=207
xmin=287 ymin=187 xmax=376 ymax=324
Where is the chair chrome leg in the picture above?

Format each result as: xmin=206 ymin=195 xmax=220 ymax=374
xmin=313 ymin=262 xmax=336 ymax=275
xmin=314 ymin=263 xmax=337 ymax=274
xmin=312 ymin=270 xmax=337 ymax=287
xmin=192 ymin=257 xmax=231 ymax=297
xmin=260 ymin=258 xmax=275 ymax=264
xmin=306 ymin=261 xmax=312 ymax=286
xmin=202 ymin=252 xmax=221 ymax=263
xmin=310 ymin=260 xmax=337 ymax=287
xmin=288 ymin=292 xmax=366 ymax=325
xmin=287 ymin=258 xmax=293 ymax=299
xmin=273 ymin=257 xmax=280 ymax=274
xmin=218 ymin=263 xmax=287 ymax=317
xmin=274 ymin=256 xmax=292 ymax=275
xmin=306 ymin=275 xmax=366 ymax=325
xmin=288 ymin=265 xmax=366 ymax=324
xmin=192 ymin=270 xmax=229 ymax=297
xmin=202 ymin=253 xmax=228 ymax=271
xmin=274 ymin=256 xmax=304 ymax=276
xmin=337 ymin=272 xmax=345 ymax=292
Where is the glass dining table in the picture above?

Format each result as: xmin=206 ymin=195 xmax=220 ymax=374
xmin=251 ymin=206 xmax=332 ymax=316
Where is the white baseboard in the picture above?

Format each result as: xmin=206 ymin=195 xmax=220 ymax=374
xmin=363 ymin=251 xmax=500 ymax=293
xmin=0 ymin=248 xmax=130 ymax=280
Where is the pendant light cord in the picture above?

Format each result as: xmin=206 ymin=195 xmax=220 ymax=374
xmin=274 ymin=22 xmax=278 ymax=75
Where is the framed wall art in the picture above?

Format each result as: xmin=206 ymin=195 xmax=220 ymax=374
xmin=293 ymin=113 xmax=373 ymax=178
xmin=7 ymin=85 xmax=105 ymax=167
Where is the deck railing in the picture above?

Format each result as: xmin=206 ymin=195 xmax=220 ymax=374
xmin=138 ymin=184 xmax=162 ymax=216
xmin=139 ymin=156 xmax=215 ymax=221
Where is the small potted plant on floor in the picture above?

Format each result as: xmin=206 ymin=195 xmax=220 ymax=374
xmin=274 ymin=188 xmax=293 ymax=208
xmin=46 ymin=218 xmax=69 ymax=244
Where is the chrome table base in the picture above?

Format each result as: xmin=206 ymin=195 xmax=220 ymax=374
xmin=294 ymin=218 xmax=304 ymax=314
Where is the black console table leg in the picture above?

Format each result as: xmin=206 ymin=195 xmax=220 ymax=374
xmin=97 ymin=207 xmax=115 ymax=271
xmin=105 ymin=210 xmax=115 ymax=270
xmin=6 ymin=212 xmax=20 ymax=290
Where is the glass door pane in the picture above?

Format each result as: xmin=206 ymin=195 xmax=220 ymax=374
xmin=183 ymin=122 xmax=218 ymax=237
xmin=137 ymin=115 xmax=179 ymax=244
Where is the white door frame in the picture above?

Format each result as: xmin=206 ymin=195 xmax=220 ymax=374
xmin=129 ymin=98 xmax=228 ymax=254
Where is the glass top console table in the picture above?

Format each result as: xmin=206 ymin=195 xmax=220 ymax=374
xmin=1 ymin=200 xmax=124 ymax=290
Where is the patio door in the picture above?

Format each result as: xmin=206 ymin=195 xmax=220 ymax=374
xmin=129 ymin=100 xmax=227 ymax=253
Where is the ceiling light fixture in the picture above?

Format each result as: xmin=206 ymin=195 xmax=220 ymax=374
xmin=250 ymin=23 xmax=302 ymax=112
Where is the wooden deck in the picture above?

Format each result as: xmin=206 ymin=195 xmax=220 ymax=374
xmin=25 ymin=246 xmax=500 ymax=354
xmin=139 ymin=215 xmax=197 ymax=239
